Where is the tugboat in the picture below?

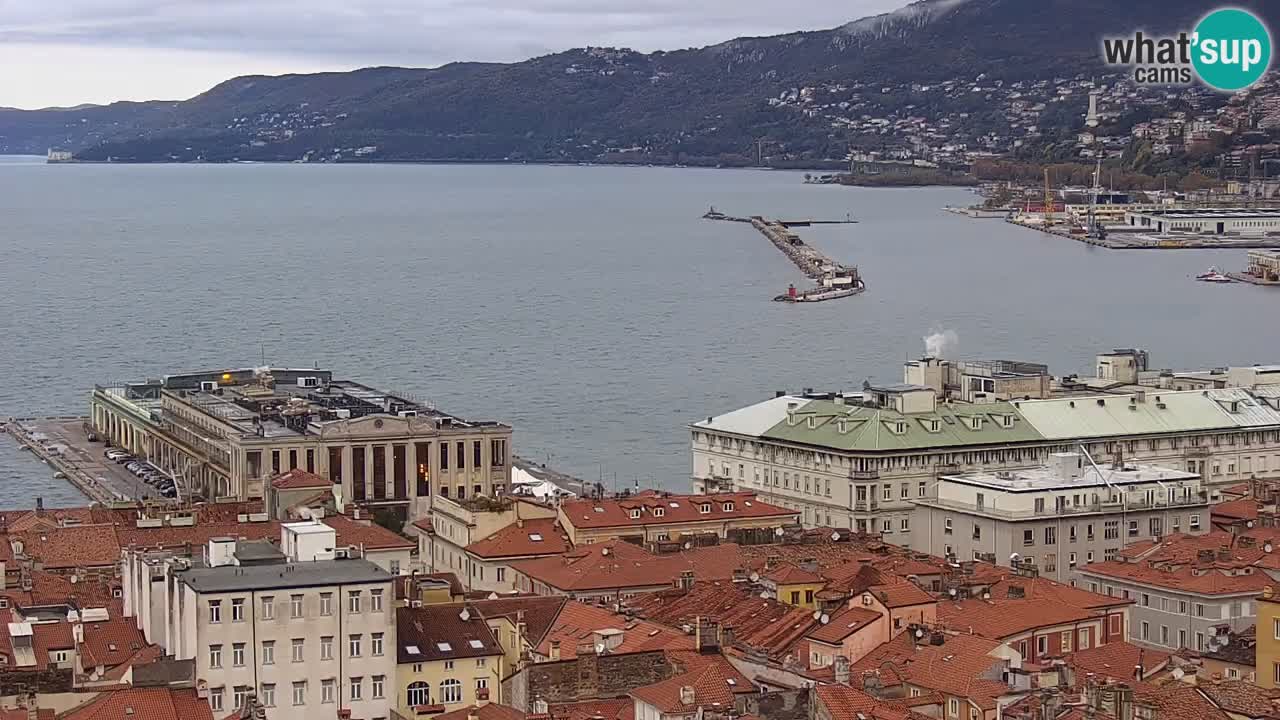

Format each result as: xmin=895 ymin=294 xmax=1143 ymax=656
xmin=1196 ymin=267 xmax=1233 ymax=283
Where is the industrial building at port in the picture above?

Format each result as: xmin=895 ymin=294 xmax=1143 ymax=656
xmin=693 ymin=349 xmax=1280 ymax=534
xmin=90 ymin=367 xmax=511 ymax=520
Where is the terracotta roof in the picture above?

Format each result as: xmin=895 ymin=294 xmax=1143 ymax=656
xmin=269 ymin=468 xmax=331 ymax=490
xmin=868 ymin=581 xmax=934 ymax=608
xmin=79 ymin=616 xmax=154 ymax=669
xmin=537 ymin=600 xmax=691 ymax=657
xmin=510 ymin=540 xmax=694 ymax=592
xmin=629 ymin=656 xmax=753 ymax=713
xmin=59 ymin=687 xmax=213 ymax=720
xmin=396 ymin=604 xmax=504 ymax=664
xmin=1065 ymin=641 xmax=1171 ymax=681
xmin=852 ymin=632 xmax=1008 ymax=709
xmin=1212 ymin=498 xmax=1260 ymax=522
xmin=13 ymin=524 xmax=121 ymax=569
xmin=626 ymin=581 xmax=816 ymax=661
xmin=1133 ymin=681 xmax=1231 ymax=720
xmin=469 ymin=595 xmax=567 ymax=649
xmin=1080 ymin=559 xmax=1273 ymax=595
xmin=560 ymin=492 xmax=797 ymax=529
xmin=938 ymin=595 xmax=1095 ymax=640
xmin=815 ymin=684 xmax=932 ymax=720
xmin=433 ymin=704 xmax=526 ymax=720
xmin=412 ymin=517 xmax=434 ymax=534
xmin=549 ymin=699 xmax=634 ymax=720
xmin=1197 ymin=679 xmax=1280 ymax=719
xmin=983 ymin=575 xmax=1130 ymax=610
xmin=117 ymin=519 xmax=280 ymax=551
xmin=764 ymin=563 xmax=824 ymax=585
xmin=1 ymin=570 xmax=119 ymax=609
xmin=807 ymin=605 xmax=883 ymax=645
xmin=467 ymin=518 xmax=571 ymax=559
xmin=323 ymin=513 xmax=415 ymax=550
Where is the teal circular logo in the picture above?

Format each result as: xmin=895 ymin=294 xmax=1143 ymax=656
xmin=1192 ymin=8 xmax=1272 ymax=91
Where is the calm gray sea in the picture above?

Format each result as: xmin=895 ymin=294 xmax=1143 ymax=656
xmin=2 ymin=156 xmax=1278 ymax=506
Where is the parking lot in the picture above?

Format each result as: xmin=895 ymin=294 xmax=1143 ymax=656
xmin=8 ymin=417 xmax=165 ymax=501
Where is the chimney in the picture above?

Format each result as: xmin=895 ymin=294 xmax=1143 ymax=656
xmin=721 ymin=626 xmax=736 ymax=648
xmin=35 ymin=497 xmax=43 ymax=515
xmin=695 ymin=616 xmax=720 ymax=654
xmin=834 ymin=655 xmax=851 ymax=685
xmin=679 ymin=686 xmax=696 ymax=707
xmin=549 ymin=640 xmax=561 ymax=661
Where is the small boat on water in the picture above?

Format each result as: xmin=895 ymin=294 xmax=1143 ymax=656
xmin=1196 ymin=267 xmax=1233 ymax=283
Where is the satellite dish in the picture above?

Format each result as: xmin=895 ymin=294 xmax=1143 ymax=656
xmin=812 ymin=610 xmax=822 ymax=620
xmin=775 ymin=527 xmax=785 ymax=537
xmin=683 ymin=541 xmax=692 ymax=550
xmin=820 ymin=613 xmax=830 ymax=625
xmin=1009 ymin=552 xmax=1021 ymax=563
xmin=1266 ymin=543 xmax=1274 ymax=553
xmin=487 ymin=592 xmax=499 ymax=600
xmin=831 ymin=531 xmax=841 ymax=542
xmin=1248 ymin=521 xmax=1255 ymax=528
xmin=459 ymin=608 xmax=470 ymax=621
xmin=915 ymin=628 xmax=925 ymax=639
xmin=749 ymin=572 xmax=760 ymax=582
xmin=760 ymin=591 xmax=770 ymax=599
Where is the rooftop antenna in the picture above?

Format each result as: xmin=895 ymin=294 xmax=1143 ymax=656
xmin=260 ymin=343 xmax=267 ymax=368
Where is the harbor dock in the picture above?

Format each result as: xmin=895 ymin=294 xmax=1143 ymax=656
xmin=704 ymin=209 xmax=865 ymax=302
xmin=3 ymin=416 xmax=146 ymax=503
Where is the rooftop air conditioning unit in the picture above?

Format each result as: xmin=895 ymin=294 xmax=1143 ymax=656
xmin=199 ymin=381 xmax=218 ymax=392
xmin=297 ymin=376 xmax=320 ymax=388
xmin=398 ymin=410 xmax=418 ymax=417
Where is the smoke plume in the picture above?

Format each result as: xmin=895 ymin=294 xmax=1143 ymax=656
xmin=923 ymin=329 xmax=958 ymax=358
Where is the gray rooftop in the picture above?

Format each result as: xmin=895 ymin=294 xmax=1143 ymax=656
xmin=176 ymin=558 xmax=391 ymax=593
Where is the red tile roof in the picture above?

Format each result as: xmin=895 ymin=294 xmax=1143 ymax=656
xmin=549 ymin=699 xmax=634 ymax=720
xmin=433 ymin=704 xmax=526 ymax=720
xmin=60 ymin=687 xmax=213 ymax=720
xmin=469 ymin=596 xmax=567 ymax=649
xmin=1197 ymin=679 xmax=1280 ymax=719
xmin=1212 ymin=498 xmax=1260 ymax=523
xmin=467 ymin=518 xmax=571 ymax=559
xmin=396 ymin=604 xmax=505 ymax=664
xmin=815 ymin=684 xmax=932 ymax=720
xmin=13 ymin=524 xmax=121 ymax=569
xmin=868 ymin=581 xmax=934 ymax=609
xmin=560 ymin=492 xmax=797 ymax=529
xmin=764 ymin=563 xmax=825 ymax=585
xmin=1065 ymin=641 xmax=1171 ymax=682
xmin=852 ymin=632 xmax=1008 ymax=710
xmin=629 ymin=656 xmax=753 ymax=713
xmin=323 ymin=513 xmax=416 ymax=550
xmin=78 ymin=616 xmax=154 ymax=670
xmin=0 ymin=709 xmax=54 ymax=720
xmin=807 ymin=605 xmax=883 ymax=645
xmin=537 ymin=600 xmax=691 ymax=657
xmin=510 ymin=540 xmax=693 ymax=592
xmin=938 ymin=595 xmax=1095 ymax=640
xmin=270 ymin=468 xmax=330 ymax=490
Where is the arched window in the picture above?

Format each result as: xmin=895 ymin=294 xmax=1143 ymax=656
xmin=406 ymin=681 xmax=430 ymax=707
xmin=441 ymin=678 xmax=463 ymax=704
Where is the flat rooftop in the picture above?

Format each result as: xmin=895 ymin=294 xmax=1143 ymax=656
xmin=1129 ymin=208 xmax=1280 ymax=218
xmin=175 ymin=557 xmax=391 ymax=593
xmin=941 ymin=463 xmax=1199 ymax=493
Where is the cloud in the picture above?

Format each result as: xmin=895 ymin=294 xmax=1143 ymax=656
xmin=0 ymin=0 xmax=905 ymax=108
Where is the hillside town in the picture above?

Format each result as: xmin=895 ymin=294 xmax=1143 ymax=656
xmin=3 ymin=352 xmax=1280 ymax=719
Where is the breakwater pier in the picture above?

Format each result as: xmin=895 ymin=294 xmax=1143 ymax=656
xmin=703 ymin=209 xmax=865 ymax=302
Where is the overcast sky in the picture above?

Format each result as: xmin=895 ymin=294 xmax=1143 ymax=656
xmin=0 ymin=0 xmax=909 ymax=109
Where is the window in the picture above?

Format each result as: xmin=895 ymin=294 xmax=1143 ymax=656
xmin=209 ymin=600 xmax=222 ymax=623
xmin=1190 ymin=514 xmax=1201 ymax=530
xmin=883 ymin=485 xmax=892 ymax=501
xmin=322 ymin=678 xmax=336 ymax=704
xmin=320 ymin=592 xmax=333 ymax=616
xmin=1034 ymin=497 xmax=1045 ymax=513
xmin=918 ymin=481 xmax=926 ymax=497
xmin=372 ymin=632 xmax=384 ymax=656
xmin=292 ymin=681 xmax=307 ymax=706
xmin=1230 ymin=601 xmax=1243 ymax=618
xmin=232 ymin=643 xmax=245 ymax=667
xmin=371 ymin=589 xmax=383 ymax=612
xmin=209 ymin=644 xmax=222 ymax=668
xmin=291 ymin=594 xmax=304 ymax=618
xmin=261 ymin=683 xmax=276 ymax=708
xmin=1179 ymin=629 xmax=1187 ymax=649
xmin=944 ymin=518 xmax=953 ymax=535
xmin=261 ymin=596 xmax=275 ymax=620
xmin=790 ymin=591 xmax=801 ymax=604
xmin=723 ymin=501 xmax=735 ymax=512
xmin=948 ymin=698 xmax=960 ymax=717
xmin=407 ymin=682 xmax=431 ymax=707
xmin=441 ymin=678 xmax=463 ymax=704
xmin=1023 ymin=529 xmax=1034 ymax=546
xmin=629 ymin=509 xmax=641 ymax=519
xmin=699 ymin=503 xmax=711 ymax=514
xmin=1274 ymin=618 xmax=1280 ymax=641
xmin=349 ymin=634 xmax=362 ymax=657
xmin=1128 ymin=520 xmax=1139 ymax=537
xmin=1036 ymin=635 xmax=1047 ymax=655
xmin=1141 ymin=593 xmax=1150 ymax=607
xmin=901 ymin=484 xmax=909 ymax=499
xmin=1045 ymin=526 xmax=1056 ymax=544
xmin=350 ymin=677 xmax=363 ymax=701
xmin=973 ymin=524 xmax=982 ymax=541
xmin=1195 ymin=603 xmax=1206 ymax=618
xmin=1160 ymin=626 xmax=1169 ymax=646
xmin=262 ymin=640 xmax=275 ymax=665
xmin=882 ymin=519 xmax=892 ymax=533
xmin=1061 ymin=630 xmax=1072 ymax=652
xmin=292 ymin=638 xmax=305 ymax=663
xmin=348 ymin=590 xmax=362 ymax=613
xmin=477 ymin=658 xmax=487 ymax=668
xmin=232 ymin=598 xmax=245 ymax=622
xmin=497 ymin=567 xmax=506 ymax=583
xmin=1078 ymin=629 xmax=1090 ymax=650
xmin=1141 ymin=622 xmax=1150 ymax=641
xmin=321 ymin=636 xmax=334 ymax=660
xmin=1069 ymin=552 xmax=1077 ymax=566
xmin=900 ymin=517 xmax=910 ymax=531
xmin=391 ymin=559 xmax=401 ymax=575
xmin=234 ymin=686 xmax=250 ymax=710
xmin=1104 ymin=520 xmax=1119 ymax=540
xmin=210 ymin=687 xmax=224 ymax=712
xmin=372 ymin=675 xmax=385 ymax=699
xmin=477 ymin=677 xmax=489 ymax=693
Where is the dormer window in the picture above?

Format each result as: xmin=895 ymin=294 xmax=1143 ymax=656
xmin=927 ymin=419 xmax=941 ymax=433
xmin=998 ymin=414 xmax=1013 ymax=428
xmin=968 ymin=416 xmax=982 ymax=431
xmin=722 ymin=502 xmax=735 ymax=512
xmin=653 ymin=507 xmax=665 ymax=518
xmin=699 ymin=503 xmax=712 ymax=514
xmin=629 ymin=509 xmax=642 ymax=519
xmin=807 ymin=416 xmax=816 ymax=429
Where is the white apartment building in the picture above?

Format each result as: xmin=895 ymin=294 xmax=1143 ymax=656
xmin=692 ymin=359 xmax=1280 ymax=535
xmin=135 ymin=523 xmax=396 ymax=720
xmin=911 ymin=452 xmax=1209 ymax=582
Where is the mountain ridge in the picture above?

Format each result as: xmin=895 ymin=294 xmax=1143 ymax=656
xmin=1 ymin=0 xmax=1271 ymax=163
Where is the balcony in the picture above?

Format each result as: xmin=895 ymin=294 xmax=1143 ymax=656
xmin=1184 ymin=447 xmax=1211 ymax=458
xmin=851 ymin=470 xmax=880 ymax=481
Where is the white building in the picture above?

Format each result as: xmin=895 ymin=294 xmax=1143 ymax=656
xmin=137 ymin=523 xmax=396 ymax=720
xmin=911 ymin=452 xmax=1209 ymax=582
xmin=1124 ymin=208 xmax=1280 ymax=236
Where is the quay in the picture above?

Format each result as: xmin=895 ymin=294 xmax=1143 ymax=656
xmin=3 ymin=416 xmax=144 ymax=503
xmin=704 ymin=209 xmax=865 ymax=302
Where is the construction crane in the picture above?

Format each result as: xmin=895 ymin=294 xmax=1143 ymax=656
xmin=1043 ymin=168 xmax=1054 ymax=227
